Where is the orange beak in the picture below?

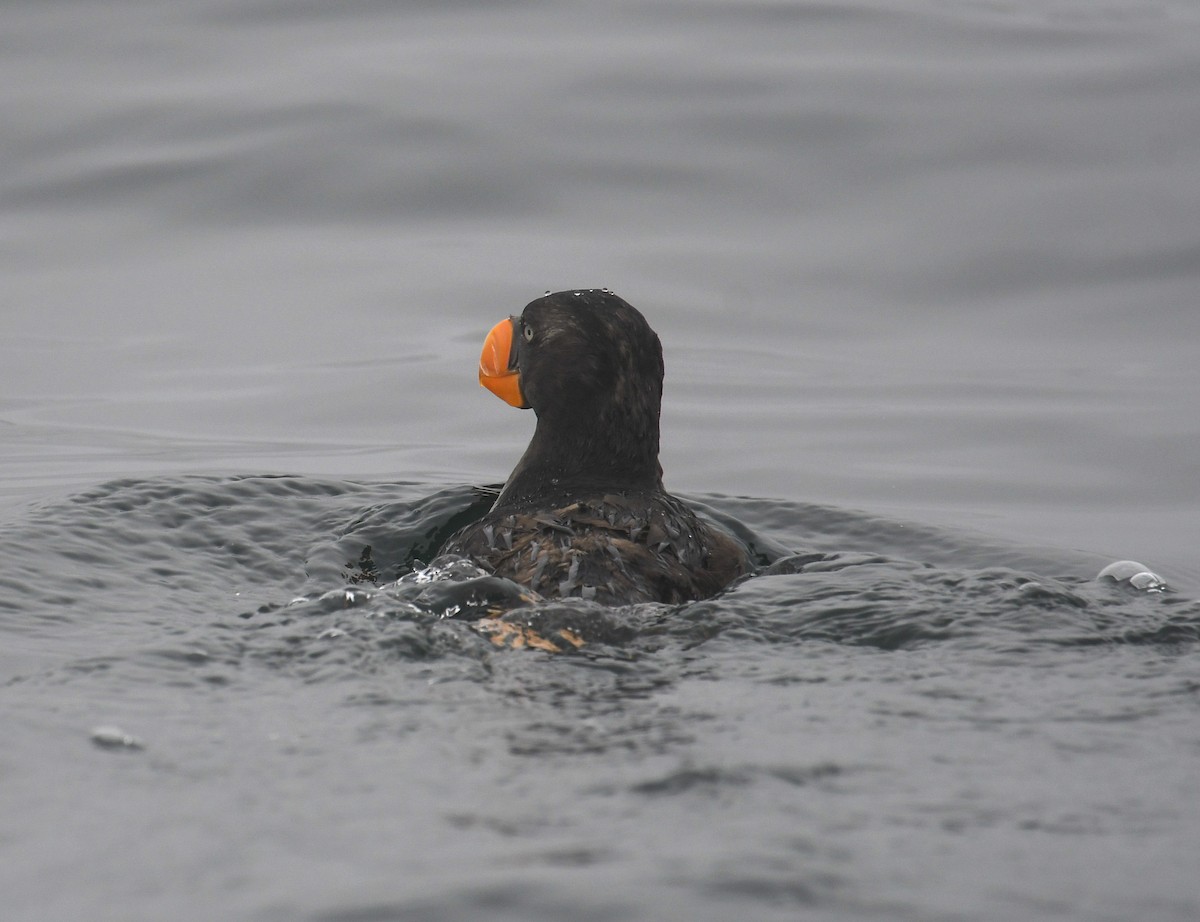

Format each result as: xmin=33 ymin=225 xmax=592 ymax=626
xmin=478 ymin=317 xmax=528 ymax=408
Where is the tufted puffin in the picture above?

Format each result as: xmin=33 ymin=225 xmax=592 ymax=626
xmin=439 ymin=289 xmax=750 ymax=605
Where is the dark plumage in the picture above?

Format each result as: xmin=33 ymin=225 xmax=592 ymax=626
xmin=439 ymin=289 xmax=750 ymax=605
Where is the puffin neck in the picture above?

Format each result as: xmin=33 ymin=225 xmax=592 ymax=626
xmin=493 ymin=407 xmax=662 ymax=511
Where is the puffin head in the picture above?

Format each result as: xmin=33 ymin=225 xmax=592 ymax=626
xmin=478 ymin=289 xmax=664 ymax=428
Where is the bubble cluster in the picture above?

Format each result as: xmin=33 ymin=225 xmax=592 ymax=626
xmin=1098 ymin=560 xmax=1167 ymax=592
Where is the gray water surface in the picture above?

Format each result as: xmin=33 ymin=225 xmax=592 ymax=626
xmin=3 ymin=1 xmax=1200 ymax=919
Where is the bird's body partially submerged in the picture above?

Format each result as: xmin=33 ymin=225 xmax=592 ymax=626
xmin=440 ymin=289 xmax=750 ymax=605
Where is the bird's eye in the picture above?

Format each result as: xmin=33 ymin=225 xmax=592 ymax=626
xmin=523 ymin=323 xmax=534 ymax=342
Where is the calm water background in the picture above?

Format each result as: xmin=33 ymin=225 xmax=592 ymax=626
xmin=3 ymin=1 xmax=1199 ymax=920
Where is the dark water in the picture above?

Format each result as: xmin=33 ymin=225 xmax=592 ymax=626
xmin=3 ymin=475 xmax=1198 ymax=921
xmin=3 ymin=1 xmax=1200 ymax=919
